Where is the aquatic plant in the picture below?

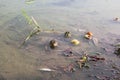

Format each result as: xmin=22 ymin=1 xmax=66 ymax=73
xmin=21 ymin=9 xmax=32 ymax=24
xmin=21 ymin=29 xmax=40 ymax=46
xmin=21 ymin=9 xmax=41 ymax=46
xmin=25 ymin=0 xmax=35 ymax=5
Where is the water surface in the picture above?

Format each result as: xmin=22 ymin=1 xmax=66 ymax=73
xmin=0 ymin=0 xmax=120 ymax=80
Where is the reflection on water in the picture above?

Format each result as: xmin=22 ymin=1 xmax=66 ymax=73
xmin=0 ymin=0 xmax=120 ymax=80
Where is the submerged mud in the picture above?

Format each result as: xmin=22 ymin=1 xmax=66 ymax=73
xmin=1 ymin=16 xmax=120 ymax=80
xmin=0 ymin=0 xmax=120 ymax=80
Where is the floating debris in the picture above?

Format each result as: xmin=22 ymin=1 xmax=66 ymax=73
xmin=63 ymin=48 xmax=74 ymax=57
xmin=89 ymin=55 xmax=105 ymax=61
xmin=38 ymin=68 xmax=55 ymax=72
xmin=112 ymin=64 xmax=120 ymax=71
xmin=63 ymin=64 xmax=76 ymax=73
xmin=69 ymin=67 xmax=76 ymax=72
xmin=92 ymin=37 xmax=98 ymax=46
xmin=49 ymin=39 xmax=58 ymax=49
xmin=114 ymin=48 xmax=120 ymax=56
xmin=76 ymin=54 xmax=88 ymax=68
xmin=64 ymin=31 xmax=71 ymax=38
xmin=95 ymin=75 xmax=110 ymax=80
xmin=71 ymin=39 xmax=80 ymax=45
xmin=115 ymin=42 xmax=120 ymax=47
xmin=95 ymin=52 xmax=102 ymax=55
xmin=114 ymin=17 xmax=119 ymax=21
xmin=25 ymin=0 xmax=35 ymax=4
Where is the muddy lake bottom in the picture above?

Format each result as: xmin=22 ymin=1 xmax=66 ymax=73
xmin=0 ymin=23 xmax=120 ymax=80
xmin=0 ymin=0 xmax=120 ymax=80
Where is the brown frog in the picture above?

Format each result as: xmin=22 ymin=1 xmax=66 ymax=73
xmin=49 ymin=39 xmax=58 ymax=49
xmin=64 ymin=31 xmax=71 ymax=38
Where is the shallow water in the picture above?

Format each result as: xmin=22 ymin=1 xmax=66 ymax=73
xmin=0 ymin=0 xmax=120 ymax=80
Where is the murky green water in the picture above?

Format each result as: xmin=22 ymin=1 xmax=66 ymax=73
xmin=0 ymin=0 xmax=120 ymax=80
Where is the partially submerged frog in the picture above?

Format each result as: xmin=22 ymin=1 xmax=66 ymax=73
xmin=71 ymin=39 xmax=80 ymax=45
xmin=49 ymin=39 xmax=58 ymax=49
xmin=84 ymin=32 xmax=93 ymax=40
xmin=64 ymin=31 xmax=71 ymax=38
